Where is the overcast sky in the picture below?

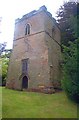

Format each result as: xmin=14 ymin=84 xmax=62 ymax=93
xmin=0 ymin=0 xmax=69 ymax=49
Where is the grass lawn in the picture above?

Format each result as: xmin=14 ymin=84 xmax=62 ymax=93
xmin=1 ymin=87 xmax=77 ymax=118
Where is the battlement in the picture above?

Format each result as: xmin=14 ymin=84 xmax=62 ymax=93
xmin=15 ymin=5 xmax=54 ymax=24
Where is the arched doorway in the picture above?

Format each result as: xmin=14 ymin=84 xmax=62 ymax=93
xmin=22 ymin=76 xmax=28 ymax=89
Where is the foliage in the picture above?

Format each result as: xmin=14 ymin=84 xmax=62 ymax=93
xmin=1 ymin=58 xmax=9 ymax=86
xmin=57 ymin=1 xmax=79 ymax=103
xmin=61 ymin=39 xmax=79 ymax=103
xmin=0 ymin=42 xmax=6 ymax=56
xmin=0 ymin=43 xmax=12 ymax=86
xmin=2 ymin=87 xmax=77 ymax=118
xmin=56 ymin=1 xmax=78 ymax=46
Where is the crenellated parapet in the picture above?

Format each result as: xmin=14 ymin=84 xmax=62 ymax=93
xmin=15 ymin=5 xmax=54 ymax=24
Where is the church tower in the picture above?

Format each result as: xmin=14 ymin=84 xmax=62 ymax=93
xmin=6 ymin=6 xmax=61 ymax=90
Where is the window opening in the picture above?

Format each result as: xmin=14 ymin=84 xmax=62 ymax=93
xmin=25 ymin=24 xmax=30 ymax=35
xmin=22 ymin=59 xmax=29 ymax=73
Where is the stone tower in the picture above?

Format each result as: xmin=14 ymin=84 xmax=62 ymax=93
xmin=6 ymin=6 xmax=61 ymax=90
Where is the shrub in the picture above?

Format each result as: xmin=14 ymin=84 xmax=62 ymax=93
xmin=1 ymin=58 xmax=9 ymax=86
xmin=61 ymin=39 xmax=79 ymax=103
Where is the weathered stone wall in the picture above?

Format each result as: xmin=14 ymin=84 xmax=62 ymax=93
xmin=42 ymin=11 xmax=61 ymax=88
xmin=44 ymin=11 xmax=61 ymax=88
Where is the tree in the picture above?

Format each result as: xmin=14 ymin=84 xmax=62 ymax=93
xmin=56 ymin=1 xmax=79 ymax=103
xmin=62 ymin=39 xmax=79 ymax=103
xmin=0 ymin=42 xmax=6 ymax=56
xmin=0 ymin=42 xmax=12 ymax=86
xmin=1 ymin=57 xmax=9 ymax=86
xmin=56 ymin=1 xmax=78 ymax=46
xmin=0 ymin=42 xmax=6 ymax=86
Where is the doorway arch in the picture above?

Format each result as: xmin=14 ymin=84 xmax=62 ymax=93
xmin=22 ymin=76 xmax=28 ymax=89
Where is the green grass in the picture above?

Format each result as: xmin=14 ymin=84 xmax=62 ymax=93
xmin=1 ymin=87 xmax=77 ymax=118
